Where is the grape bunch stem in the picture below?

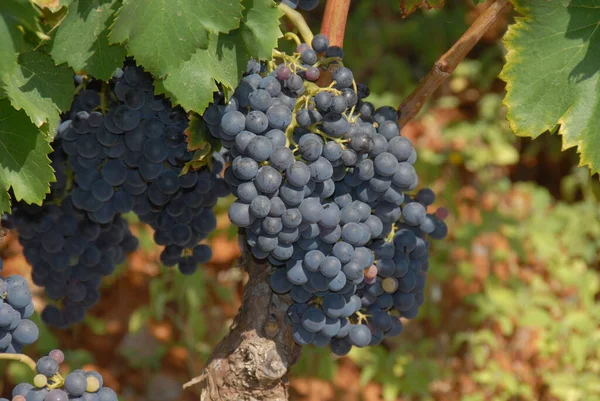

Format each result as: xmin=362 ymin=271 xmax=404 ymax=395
xmin=278 ymin=3 xmax=314 ymax=44
xmin=0 ymin=353 xmax=38 ymax=372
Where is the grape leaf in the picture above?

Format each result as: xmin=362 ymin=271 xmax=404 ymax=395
xmin=155 ymin=0 xmax=282 ymax=114
xmin=2 ymin=51 xmax=74 ymax=133
xmin=399 ymin=0 xmax=445 ymax=18
xmin=0 ymin=0 xmax=41 ymax=33
xmin=239 ymin=0 xmax=284 ymax=60
xmin=0 ymin=1 xmax=30 ymax=73
xmin=155 ymin=33 xmax=249 ymax=113
xmin=109 ymin=0 xmax=243 ymax=77
xmin=0 ymin=99 xmax=54 ymax=208
xmin=0 ymin=187 xmax=9 ymax=215
xmin=51 ymin=0 xmax=126 ymax=80
xmin=185 ymin=114 xmax=215 ymax=151
xmin=183 ymin=115 xmax=222 ymax=174
xmin=501 ymin=0 xmax=600 ymax=174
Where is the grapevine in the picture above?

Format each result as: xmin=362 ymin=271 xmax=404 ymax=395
xmin=1 ymin=0 xmax=589 ymax=400
xmin=0 ymin=1 xmax=447 ymax=398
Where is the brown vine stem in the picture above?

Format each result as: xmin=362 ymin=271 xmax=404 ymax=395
xmin=184 ymin=237 xmax=301 ymax=401
xmin=397 ymin=0 xmax=511 ymax=127
xmin=321 ymin=0 xmax=351 ymax=47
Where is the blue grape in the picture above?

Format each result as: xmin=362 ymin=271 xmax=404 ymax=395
xmin=301 ymin=307 xmax=326 ymax=332
xmin=64 ymin=372 xmax=87 ymax=396
xmin=293 ymin=324 xmax=315 ymax=345
xmin=348 ymin=324 xmax=371 ymax=347
xmin=221 ymin=111 xmax=246 ymax=136
xmin=266 ymin=105 xmax=292 ymax=130
xmin=311 ymin=34 xmax=329 ymax=53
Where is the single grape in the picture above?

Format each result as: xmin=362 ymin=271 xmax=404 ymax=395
xmin=221 ymin=111 xmax=246 ymax=136
xmin=64 ymin=372 xmax=87 ymax=397
xmin=348 ymin=324 xmax=371 ymax=347
xmin=49 ymin=349 xmax=65 ymax=364
xmin=311 ymin=34 xmax=330 ymax=53
xmin=36 ymin=356 xmax=59 ymax=377
xmin=301 ymin=307 xmax=326 ymax=332
xmin=332 ymin=67 xmax=353 ymax=88
xmin=276 ymin=64 xmax=291 ymax=80
xmin=305 ymin=66 xmax=320 ymax=81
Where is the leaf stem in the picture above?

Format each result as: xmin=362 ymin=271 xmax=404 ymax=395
xmin=397 ymin=0 xmax=511 ymax=127
xmin=0 ymin=353 xmax=38 ymax=372
xmin=279 ymin=3 xmax=314 ymax=44
xmin=320 ymin=0 xmax=351 ymax=47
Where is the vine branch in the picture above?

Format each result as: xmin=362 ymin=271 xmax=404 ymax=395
xmin=397 ymin=0 xmax=511 ymax=126
xmin=185 ymin=237 xmax=301 ymax=401
xmin=279 ymin=3 xmax=314 ymax=45
xmin=320 ymin=0 xmax=351 ymax=47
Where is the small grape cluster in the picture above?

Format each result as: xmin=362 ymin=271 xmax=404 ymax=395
xmin=8 ymin=146 xmax=138 ymax=328
xmin=6 ymin=61 xmax=229 ymax=326
xmin=0 ymin=261 xmax=38 ymax=354
xmin=55 ymin=62 xmax=228 ymax=274
xmin=217 ymin=33 xmax=448 ymax=354
xmin=2 ymin=349 xmax=117 ymax=401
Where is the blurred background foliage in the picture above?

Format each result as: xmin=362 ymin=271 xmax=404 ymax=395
xmin=2 ymin=1 xmax=600 ymax=400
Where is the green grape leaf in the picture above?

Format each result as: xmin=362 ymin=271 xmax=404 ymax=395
xmin=181 ymin=115 xmax=218 ymax=174
xmin=0 ymin=99 xmax=54 ymax=209
xmin=0 ymin=188 xmax=10 ymax=215
xmin=239 ymin=0 xmax=284 ymax=60
xmin=501 ymin=0 xmax=600 ymax=174
xmin=109 ymin=0 xmax=243 ymax=77
xmin=0 ymin=2 xmax=28 ymax=73
xmin=186 ymin=114 xmax=216 ymax=151
xmin=51 ymin=0 xmax=126 ymax=80
xmin=154 ymin=33 xmax=248 ymax=113
xmin=0 ymin=0 xmax=41 ymax=33
xmin=155 ymin=0 xmax=282 ymax=114
xmin=2 ymin=51 xmax=74 ymax=133
xmin=399 ymin=0 xmax=445 ymax=18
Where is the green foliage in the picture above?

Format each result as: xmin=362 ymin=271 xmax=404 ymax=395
xmin=109 ymin=0 xmax=243 ymax=77
xmin=431 ymin=94 xmax=518 ymax=172
xmin=292 ymin=346 xmax=337 ymax=380
xmin=0 ymin=1 xmax=37 ymax=72
xmin=4 ymin=51 xmax=74 ymax=132
xmin=350 ymin=341 xmax=444 ymax=401
xmin=0 ymin=99 xmax=54 ymax=214
xmin=451 ymin=179 xmax=600 ymax=400
xmin=51 ymin=0 xmax=127 ymax=80
xmin=501 ymin=0 xmax=600 ymax=174
xmin=343 ymin=1 xmax=469 ymax=99
xmin=154 ymin=0 xmax=283 ymax=113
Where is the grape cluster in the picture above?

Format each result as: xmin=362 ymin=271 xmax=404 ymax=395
xmin=54 ymin=63 xmax=228 ymax=274
xmin=6 ymin=61 xmax=229 ymax=326
xmin=8 ymin=146 xmax=138 ymax=328
xmin=3 ymin=349 xmax=117 ymax=401
xmin=218 ymin=34 xmax=448 ymax=354
xmin=0 ymin=261 xmax=38 ymax=354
